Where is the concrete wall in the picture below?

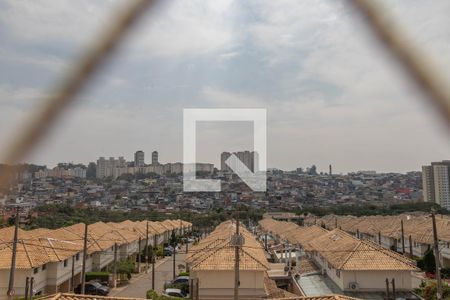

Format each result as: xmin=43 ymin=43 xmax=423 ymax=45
xmin=0 ymin=269 xmax=34 ymax=300
xmin=312 ymin=250 xmax=417 ymax=292
xmin=92 ymin=247 xmax=115 ymax=271
xmin=0 ymin=253 xmax=95 ymax=300
xmin=441 ymin=246 xmax=450 ymax=268
xmin=380 ymin=235 xmax=397 ymax=251
xmin=46 ymin=253 xmax=92 ymax=293
xmin=312 ymin=252 xmax=344 ymax=289
xmin=342 ymin=270 xmax=415 ymax=292
xmin=192 ymin=270 xmax=266 ymax=300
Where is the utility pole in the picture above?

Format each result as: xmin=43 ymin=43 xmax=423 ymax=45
xmin=385 ymin=278 xmax=390 ymax=300
xmin=288 ymin=241 xmax=292 ymax=275
xmin=28 ymin=277 xmax=34 ymax=300
xmin=81 ymin=223 xmax=88 ymax=294
xmin=152 ymin=235 xmax=156 ymax=290
xmin=409 ymin=235 xmax=413 ymax=258
xmin=7 ymin=208 xmax=20 ymax=300
xmin=432 ymin=211 xmax=443 ymax=300
xmin=113 ymin=243 xmax=118 ymax=288
xmin=137 ymin=237 xmax=141 ymax=273
xmin=24 ymin=277 xmax=29 ymax=300
xmin=234 ymin=218 xmax=240 ymax=300
xmin=401 ymin=219 xmax=405 ymax=254
xmin=285 ymin=240 xmax=289 ymax=268
xmin=71 ymin=255 xmax=75 ymax=291
xmin=264 ymin=233 xmax=268 ymax=251
xmin=145 ymin=221 xmax=149 ymax=274
xmin=173 ymin=239 xmax=176 ymax=280
xmin=391 ymin=278 xmax=396 ymax=300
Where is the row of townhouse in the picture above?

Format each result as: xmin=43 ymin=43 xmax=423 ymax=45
xmin=259 ymin=218 xmax=420 ymax=294
xmin=186 ymin=220 xmax=360 ymax=300
xmin=303 ymin=214 xmax=450 ymax=267
xmin=0 ymin=219 xmax=192 ymax=300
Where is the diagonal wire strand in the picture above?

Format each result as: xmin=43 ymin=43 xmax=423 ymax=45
xmin=349 ymin=0 xmax=450 ymax=129
xmin=0 ymin=0 xmax=157 ymax=188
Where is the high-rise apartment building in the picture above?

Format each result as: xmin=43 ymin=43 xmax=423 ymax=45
xmin=422 ymin=160 xmax=450 ymax=210
xmin=220 ymin=151 xmax=258 ymax=172
xmin=96 ymin=157 xmax=107 ymax=178
xmin=422 ymin=165 xmax=435 ymax=203
xmin=96 ymin=156 xmax=126 ymax=178
xmin=134 ymin=150 xmax=145 ymax=167
xmin=152 ymin=151 xmax=159 ymax=165
xmin=221 ymin=152 xmax=231 ymax=172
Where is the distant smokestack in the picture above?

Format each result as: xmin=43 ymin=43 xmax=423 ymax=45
xmin=329 ymin=164 xmax=332 ymax=175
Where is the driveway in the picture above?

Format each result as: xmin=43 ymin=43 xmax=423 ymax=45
xmin=110 ymin=253 xmax=187 ymax=298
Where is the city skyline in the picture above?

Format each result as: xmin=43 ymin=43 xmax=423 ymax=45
xmin=3 ymin=150 xmax=446 ymax=175
xmin=1 ymin=1 xmax=450 ymax=174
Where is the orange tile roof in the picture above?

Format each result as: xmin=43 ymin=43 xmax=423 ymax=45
xmin=0 ymin=238 xmax=50 ymax=269
xmin=308 ymin=229 xmax=418 ymax=271
xmin=0 ymin=218 xmax=191 ymax=269
xmin=187 ymin=220 xmax=268 ymax=271
xmin=305 ymin=213 xmax=450 ymax=245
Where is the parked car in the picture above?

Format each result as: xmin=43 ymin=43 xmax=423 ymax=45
xmin=164 ymin=275 xmax=190 ymax=294
xmin=181 ymin=237 xmax=194 ymax=243
xmin=164 ymin=275 xmax=189 ymax=288
xmin=171 ymin=276 xmax=189 ymax=285
xmin=163 ymin=248 xmax=173 ymax=256
xmin=163 ymin=288 xmax=188 ymax=298
xmin=74 ymin=281 xmax=109 ymax=296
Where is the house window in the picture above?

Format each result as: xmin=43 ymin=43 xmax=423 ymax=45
xmin=76 ymin=253 xmax=80 ymax=261
xmin=336 ymin=270 xmax=340 ymax=278
xmin=64 ymin=259 xmax=68 ymax=267
xmin=33 ymin=268 xmax=39 ymax=274
xmin=42 ymin=264 xmax=46 ymax=270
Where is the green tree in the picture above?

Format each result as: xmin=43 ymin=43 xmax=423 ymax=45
xmin=421 ymin=249 xmax=436 ymax=273
xmin=116 ymin=259 xmax=135 ymax=280
xmin=169 ymin=231 xmax=178 ymax=246
xmin=421 ymin=281 xmax=450 ymax=300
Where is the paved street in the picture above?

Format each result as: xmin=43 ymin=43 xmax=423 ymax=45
xmin=111 ymin=253 xmax=187 ymax=298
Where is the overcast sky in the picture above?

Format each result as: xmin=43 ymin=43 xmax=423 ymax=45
xmin=0 ymin=0 xmax=450 ymax=174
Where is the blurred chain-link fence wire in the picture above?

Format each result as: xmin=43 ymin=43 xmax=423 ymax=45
xmin=0 ymin=0 xmax=450 ymax=188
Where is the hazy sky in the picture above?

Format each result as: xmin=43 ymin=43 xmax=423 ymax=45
xmin=0 ymin=0 xmax=450 ymax=174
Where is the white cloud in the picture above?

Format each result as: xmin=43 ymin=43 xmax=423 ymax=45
xmin=127 ymin=0 xmax=239 ymax=58
xmin=0 ymin=84 xmax=47 ymax=109
xmin=1 ymin=0 xmax=450 ymax=172
xmin=202 ymin=86 xmax=265 ymax=108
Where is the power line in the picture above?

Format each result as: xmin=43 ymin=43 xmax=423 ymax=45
xmin=349 ymin=0 xmax=450 ymax=129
